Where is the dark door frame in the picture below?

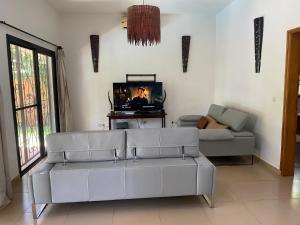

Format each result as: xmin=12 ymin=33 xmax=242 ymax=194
xmin=280 ymin=27 xmax=300 ymax=176
xmin=6 ymin=34 xmax=60 ymax=176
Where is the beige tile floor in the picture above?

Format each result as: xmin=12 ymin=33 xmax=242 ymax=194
xmin=1 ymin=160 xmax=300 ymax=225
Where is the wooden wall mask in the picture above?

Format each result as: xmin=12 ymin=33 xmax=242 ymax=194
xmin=182 ymin=36 xmax=191 ymax=73
xmin=90 ymin=35 xmax=99 ymax=73
xmin=254 ymin=17 xmax=264 ymax=73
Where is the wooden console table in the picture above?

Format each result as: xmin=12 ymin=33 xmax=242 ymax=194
xmin=107 ymin=112 xmax=167 ymax=130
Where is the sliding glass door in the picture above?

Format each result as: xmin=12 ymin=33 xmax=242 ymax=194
xmin=7 ymin=35 xmax=59 ymax=175
xmin=38 ymin=53 xmax=57 ymax=140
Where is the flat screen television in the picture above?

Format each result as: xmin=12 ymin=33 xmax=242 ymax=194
xmin=113 ymin=82 xmax=163 ymax=111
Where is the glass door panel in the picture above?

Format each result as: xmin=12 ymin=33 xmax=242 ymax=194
xmin=10 ymin=44 xmax=37 ymax=108
xmin=10 ymin=44 xmax=41 ymax=171
xmin=38 ymin=53 xmax=56 ymax=141
xmin=16 ymin=107 xmax=40 ymax=169
xmin=7 ymin=36 xmax=59 ymax=175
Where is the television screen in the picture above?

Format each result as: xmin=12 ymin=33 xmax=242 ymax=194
xmin=113 ymin=82 xmax=163 ymax=111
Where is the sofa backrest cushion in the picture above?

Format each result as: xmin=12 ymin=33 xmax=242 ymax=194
xmin=207 ymin=104 xmax=226 ymax=121
xmin=46 ymin=130 xmax=126 ymax=163
xmin=126 ymin=128 xmax=199 ymax=159
xmin=219 ymin=108 xmax=249 ymax=132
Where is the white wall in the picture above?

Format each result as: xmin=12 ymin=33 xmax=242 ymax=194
xmin=0 ymin=0 xmax=60 ymax=179
xmin=4 ymin=0 xmax=298 ymax=177
xmin=215 ymin=0 xmax=300 ymax=169
xmin=60 ymin=13 xmax=216 ymax=131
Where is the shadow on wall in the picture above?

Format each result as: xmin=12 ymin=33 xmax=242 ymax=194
xmin=161 ymin=14 xmax=180 ymax=28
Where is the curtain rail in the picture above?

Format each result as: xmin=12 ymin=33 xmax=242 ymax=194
xmin=0 ymin=20 xmax=62 ymax=49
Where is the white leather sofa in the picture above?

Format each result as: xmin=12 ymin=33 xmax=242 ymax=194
xmin=28 ymin=128 xmax=216 ymax=219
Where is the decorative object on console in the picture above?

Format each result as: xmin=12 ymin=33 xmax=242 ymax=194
xmin=127 ymin=2 xmax=160 ymax=46
xmin=108 ymin=91 xmax=113 ymax=112
xmin=182 ymin=35 xmax=191 ymax=73
xmin=90 ymin=35 xmax=99 ymax=72
xmin=162 ymin=90 xmax=167 ymax=109
xmin=254 ymin=17 xmax=264 ymax=73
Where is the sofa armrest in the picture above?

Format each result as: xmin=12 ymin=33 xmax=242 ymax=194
xmin=28 ymin=161 xmax=54 ymax=204
xmin=194 ymin=156 xmax=216 ymax=195
xmin=177 ymin=115 xmax=203 ymax=127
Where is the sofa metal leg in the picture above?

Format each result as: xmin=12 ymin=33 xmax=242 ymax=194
xmin=203 ymin=194 xmax=214 ymax=208
xmin=251 ymin=155 xmax=254 ymax=165
xmin=32 ymin=203 xmax=47 ymax=219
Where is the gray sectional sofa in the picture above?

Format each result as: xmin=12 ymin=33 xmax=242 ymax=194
xmin=178 ymin=104 xmax=255 ymax=159
xmin=29 ymin=128 xmax=216 ymax=219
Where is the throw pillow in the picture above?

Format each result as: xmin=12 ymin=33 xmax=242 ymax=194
xmin=196 ymin=116 xmax=209 ymax=129
xmin=206 ymin=116 xmax=228 ymax=129
xmin=206 ymin=115 xmax=216 ymax=123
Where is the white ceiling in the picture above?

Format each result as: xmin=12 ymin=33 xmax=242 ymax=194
xmin=46 ymin=0 xmax=235 ymax=14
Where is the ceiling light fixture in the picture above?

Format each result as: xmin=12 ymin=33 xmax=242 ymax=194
xmin=127 ymin=0 xmax=161 ymax=46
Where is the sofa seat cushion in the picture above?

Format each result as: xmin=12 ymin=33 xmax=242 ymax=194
xmin=199 ymin=138 xmax=255 ymax=157
xmin=50 ymin=161 xmax=126 ymax=203
xmin=125 ymin=158 xmax=197 ymax=198
xmin=219 ymin=109 xmax=249 ymax=132
xmin=231 ymin=131 xmax=254 ymax=137
xmin=46 ymin=130 xmax=126 ymax=163
xmin=199 ymin=129 xmax=234 ymax=141
xmin=126 ymin=128 xmax=199 ymax=159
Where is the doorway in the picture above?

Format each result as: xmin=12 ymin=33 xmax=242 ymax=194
xmin=281 ymin=28 xmax=300 ymax=176
xmin=6 ymin=35 xmax=59 ymax=176
xmin=295 ymin=89 xmax=300 ymax=179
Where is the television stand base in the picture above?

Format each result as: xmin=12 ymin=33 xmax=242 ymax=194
xmin=107 ymin=111 xmax=167 ymax=130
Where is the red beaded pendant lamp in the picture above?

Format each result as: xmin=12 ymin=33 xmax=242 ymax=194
xmin=127 ymin=1 xmax=161 ymax=46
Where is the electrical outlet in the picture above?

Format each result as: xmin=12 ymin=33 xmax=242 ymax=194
xmin=171 ymin=121 xmax=175 ymax=127
xmin=97 ymin=123 xmax=105 ymax=130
